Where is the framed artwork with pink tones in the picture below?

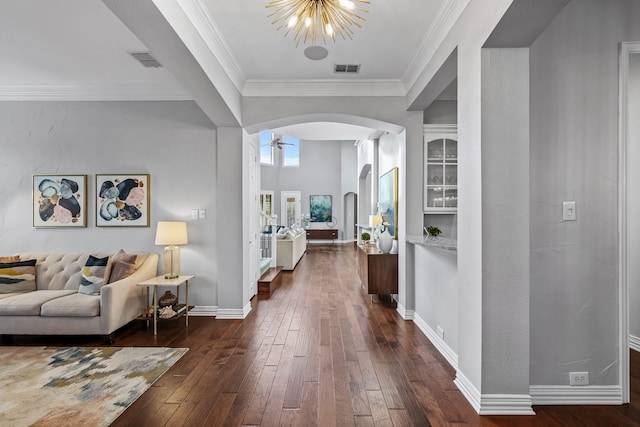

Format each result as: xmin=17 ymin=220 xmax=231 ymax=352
xmin=33 ymin=175 xmax=88 ymax=228
xmin=96 ymin=174 xmax=150 ymax=227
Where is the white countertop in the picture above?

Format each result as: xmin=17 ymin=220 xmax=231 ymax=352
xmin=406 ymin=235 xmax=457 ymax=255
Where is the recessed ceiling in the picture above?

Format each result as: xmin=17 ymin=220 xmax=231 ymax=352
xmin=204 ymin=0 xmax=444 ymax=81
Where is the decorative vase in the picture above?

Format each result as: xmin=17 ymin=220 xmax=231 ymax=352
xmin=377 ymin=229 xmax=393 ymax=253
xmin=158 ymin=290 xmax=177 ymax=307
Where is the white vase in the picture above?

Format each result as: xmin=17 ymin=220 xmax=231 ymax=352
xmin=377 ymin=229 xmax=393 ymax=253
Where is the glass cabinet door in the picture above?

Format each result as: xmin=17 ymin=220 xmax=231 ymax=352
xmin=424 ymin=134 xmax=457 ymax=212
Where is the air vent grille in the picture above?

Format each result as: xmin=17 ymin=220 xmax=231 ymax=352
xmin=129 ymin=51 xmax=162 ymax=68
xmin=334 ymin=64 xmax=360 ymax=74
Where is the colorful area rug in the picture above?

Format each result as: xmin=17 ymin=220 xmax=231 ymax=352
xmin=0 ymin=346 xmax=188 ymax=426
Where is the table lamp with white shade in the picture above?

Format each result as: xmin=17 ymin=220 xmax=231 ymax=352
xmin=154 ymin=221 xmax=188 ymax=279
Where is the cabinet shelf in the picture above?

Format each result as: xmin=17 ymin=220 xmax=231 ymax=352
xmin=424 ymin=126 xmax=458 ymax=213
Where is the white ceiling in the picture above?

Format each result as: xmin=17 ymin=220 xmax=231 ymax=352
xmin=1 ymin=0 xmax=453 ymax=138
xmin=204 ymin=0 xmax=443 ymax=81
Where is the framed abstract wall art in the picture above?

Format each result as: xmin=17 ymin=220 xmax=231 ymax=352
xmin=33 ymin=175 xmax=88 ymax=228
xmin=309 ymin=195 xmax=332 ymax=223
xmin=96 ymin=174 xmax=150 ymax=227
xmin=379 ymin=167 xmax=398 ymax=238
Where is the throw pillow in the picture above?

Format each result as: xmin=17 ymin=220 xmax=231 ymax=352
xmin=108 ymin=249 xmax=140 ymax=283
xmin=0 ymin=255 xmax=19 ymax=263
xmin=78 ymin=255 xmax=111 ymax=295
xmin=0 ymin=259 xmax=37 ymax=294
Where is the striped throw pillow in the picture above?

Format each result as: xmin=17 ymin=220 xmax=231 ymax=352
xmin=0 ymin=259 xmax=37 ymax=294
xmin=78 ymin=255 xmax=111 ymax=296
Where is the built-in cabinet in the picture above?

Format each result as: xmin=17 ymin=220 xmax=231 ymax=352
xmin=424 ymin=125 xmax=458 ymax=213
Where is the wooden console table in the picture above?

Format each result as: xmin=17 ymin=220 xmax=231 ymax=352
xmin=356 ymin=244 xmax=398 ymax=296
xmin=306 ymin=228 xmax=338 ymax=241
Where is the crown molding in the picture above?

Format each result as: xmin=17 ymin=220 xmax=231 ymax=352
xmin=174 ymin=0 xmax=245 ymax=92
xmin=403 ymin=0 xmax=470 ymax=90
xmin=0 ymin=84 xmax=192 ymax=101
xmin=242 ymin=79 xmax=406 ymax=97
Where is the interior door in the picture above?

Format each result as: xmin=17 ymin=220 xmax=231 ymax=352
xmin=249 ymin=144 xmax=258 ymax=297
xmin=280 ymin=191 xmax=301 ymax=227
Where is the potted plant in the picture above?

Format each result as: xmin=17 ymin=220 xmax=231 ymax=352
xmin=360 ymin=232 xmax=371 ymax=246
xmin=426 ymin=226 xmax=442 ymax=237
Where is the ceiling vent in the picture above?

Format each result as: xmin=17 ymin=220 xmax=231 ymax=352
xmin=334 ymin=64 xmax=360 ymax=74
xmin=129 ymin=51 xmax=162 ymax=68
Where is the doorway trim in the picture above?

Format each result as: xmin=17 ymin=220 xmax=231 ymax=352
xmin=618 ymin=41 xmax=639 ymax=404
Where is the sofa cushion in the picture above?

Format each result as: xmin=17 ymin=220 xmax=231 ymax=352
xmin=0 ymin=290 xmax=76 ymax=315
xmin=41 ymin=293 xmax=100 ymax=317
xmin=78 ymin=255 xmax=111 ymax=295
xmin=0 ymin=259 xmax=37 ymax=294
xmin=0 ymin=292 xmax=26 ymax=300
xmin=108 ymin=249 xmax=146 ymax=283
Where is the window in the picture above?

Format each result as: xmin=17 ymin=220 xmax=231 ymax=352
xmin=260 ymin=130 xmax=274 ymax=165
xmin=282 ymin=136 xmax=300 ymax=167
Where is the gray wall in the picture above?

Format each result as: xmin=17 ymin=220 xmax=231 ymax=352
xmin=260 ymin=139 xmax=357 ymax=240
xmin=629 ymin=53 xmax=640 ymax=342
xmin=0 ymin=101 xmax=218 ymax=308
xmin=481 ymin=47 xmax=530 ymax=395
xmin=530 ymin=0 xmax=640 ymax=386
xmin=424 ymin=100 xmax=457 ymax=125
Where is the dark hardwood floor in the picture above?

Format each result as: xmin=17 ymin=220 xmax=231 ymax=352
xmin=4 ymin=244 xmax=640 ymax=426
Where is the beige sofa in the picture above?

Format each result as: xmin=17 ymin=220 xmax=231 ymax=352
xmin=276 ymin=229 xmax=306 ymax=270
xmin=0 ymin=251 xmax=158 ymax=343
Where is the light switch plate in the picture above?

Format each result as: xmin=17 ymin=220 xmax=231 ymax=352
xmin=563 ymin=201 xmax=576 ymax=221
xmin=199 ymin=209 xmax=206 ymax=219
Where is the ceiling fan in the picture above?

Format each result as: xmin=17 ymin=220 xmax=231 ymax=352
xmin=262 ymin=136 xmax=294 ymax=149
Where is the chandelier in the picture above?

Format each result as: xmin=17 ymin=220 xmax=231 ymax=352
xmin=266 ymin=0 xmax=370 ymax=46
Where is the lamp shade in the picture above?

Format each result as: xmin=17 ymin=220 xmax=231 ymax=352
xmin=155 ymin=221 xmax=188 ymax=246
xmin=369 ymin=215 xmax=383 ymax=229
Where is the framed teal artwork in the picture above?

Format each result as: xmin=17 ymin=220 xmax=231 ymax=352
xmin=309 ymin=195 xmax=332 ymax=222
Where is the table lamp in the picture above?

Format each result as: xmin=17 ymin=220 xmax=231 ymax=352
xmin=369 ymin=214 xmax=383 ymax=229
xmin=155 ymin=221 xmax=188 ymax=279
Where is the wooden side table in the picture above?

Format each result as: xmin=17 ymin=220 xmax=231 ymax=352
xmin=137 ymin=275 xmax=194 ymax=335
xmin=306 ymin=228 xmax=338 ymax=241
xmin=356 ymin=244 xmax=398 ymax=299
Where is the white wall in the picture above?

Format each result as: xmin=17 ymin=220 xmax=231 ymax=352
xmin=0 ymin=101 xmax=218 ymax=308
xmin=530 ymin=0 xmax=640 ymax=387
xmin=414 ymin=246 xmax=458 ymax=354
xmin=629 ymin=53 xmax=640 ymax=343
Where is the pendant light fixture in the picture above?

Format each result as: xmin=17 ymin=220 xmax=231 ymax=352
xmin=266 ymin=0 xmax=370 ymax=47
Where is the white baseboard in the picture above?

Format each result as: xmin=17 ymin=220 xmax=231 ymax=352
xmin=530 ymin=385 xmax=623 ymax=405
xmin=412 ymin=312 xmax=458 ymax=369
xmin=215 ymin=302 xmax=252 ymax=319
xmin=477 ymin=394 xmax=535 ymax=415
xmin=455 ymin=371 xmax=534 ymax=414
xmin=454 ymin=370 xmax=481 ymax=412
xmin=630 ymin=334 xmax=640 ymax=352
xmin=396 ymin=302 xmax=414 ymax=320
xmin=188 ymin=306 xmax=217 ymax=316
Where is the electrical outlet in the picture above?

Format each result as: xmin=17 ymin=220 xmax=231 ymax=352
xmin=569 ymin=372 xmax=589 ymax=386
xmin=436 ymin=325 xmax=444 ymax=340
xmin=199 ymin=209 xmax=206 ymax=219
